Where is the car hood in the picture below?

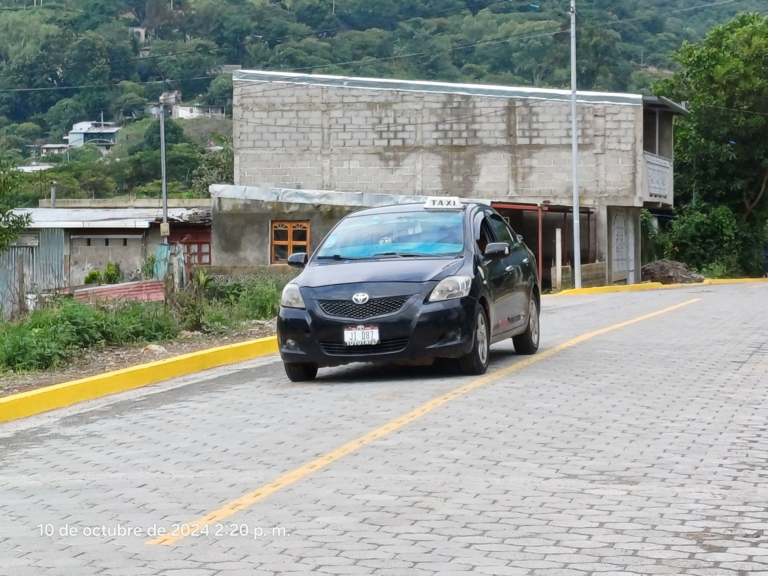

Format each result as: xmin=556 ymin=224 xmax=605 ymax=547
xmin=296 ymin=257 xmax=464 ymax=288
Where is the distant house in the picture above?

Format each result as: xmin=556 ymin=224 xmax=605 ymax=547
xmin=147 ymin=91 xmax=182 ymax=118
xmin=172 ymin=104 xmax=226 ymax=120
xmin=41 ymin=144 xmax=69 ymax=157
xmin=16 ymin=163 xmax=54 ymax=173
xmin=147 ymin=92 xmax=226 ymax=120
xmin=68 ymin=121 xmax=122 ymax=155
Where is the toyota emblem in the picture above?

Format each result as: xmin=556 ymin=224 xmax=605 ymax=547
xmin=352 ymin=293 xmax=369 ymax=304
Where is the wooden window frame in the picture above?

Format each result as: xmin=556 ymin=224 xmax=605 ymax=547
xmin=271 ymin=220 xmax=310 ymax=265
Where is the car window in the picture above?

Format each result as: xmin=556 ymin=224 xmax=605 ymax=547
xmin=315 ymin=211 xmax=464 ymax=259
xmin=474 ymin=214 xmax=495 ymax=253
xmin=489 ymin=215 xmax=516 ymax=245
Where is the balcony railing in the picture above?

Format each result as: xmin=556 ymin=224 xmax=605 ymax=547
xmin=643 ymin=152 xmax=672 ymax=200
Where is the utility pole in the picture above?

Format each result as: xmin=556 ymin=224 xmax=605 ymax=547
xmin=570 ymin=0 xmax=582 ymax=289
xmin=159 ymin=106 xmax=169 ymax=244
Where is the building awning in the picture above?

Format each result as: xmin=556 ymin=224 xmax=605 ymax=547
xmin=13 ymin=207 xmax=211 ymax=229
xmin=642 ymin=96 xmax=689 ymax=116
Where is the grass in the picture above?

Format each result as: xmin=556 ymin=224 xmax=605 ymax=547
xmin=0 ymin=274 xmax=292 ymax=373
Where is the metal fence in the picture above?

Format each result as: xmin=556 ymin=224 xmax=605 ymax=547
xmin=0 ymin=229 xmax=67 ymax=319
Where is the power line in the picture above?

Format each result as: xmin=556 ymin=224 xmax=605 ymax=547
xmin=0 ymin=76 xmax=215 ymax=94
xmin=230 ymin=0 xmax=750 ymax=102
xmin=0 ymin=0 xmax=756 ymax=100
xmin=0 ymin=0 xmax=525 ymax=79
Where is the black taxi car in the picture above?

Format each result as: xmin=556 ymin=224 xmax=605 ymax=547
xmin=277 ymin=198 xmax=540 ymax=382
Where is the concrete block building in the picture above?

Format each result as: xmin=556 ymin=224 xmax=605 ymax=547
xmin=223 ymin=70 xmax=685 ymax=288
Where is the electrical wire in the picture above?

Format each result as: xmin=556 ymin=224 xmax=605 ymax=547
xmin=0 ymin=0 xmax=529 ymax=78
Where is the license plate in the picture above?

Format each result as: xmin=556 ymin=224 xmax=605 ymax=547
xmin=344 ymin=325 xmax=380 ymax=346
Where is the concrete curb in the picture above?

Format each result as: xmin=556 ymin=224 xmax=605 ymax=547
xmin=0 ymin=336 xmax=278 ymax=424
xmin=555 ymin=277 xmax=768 ymax=296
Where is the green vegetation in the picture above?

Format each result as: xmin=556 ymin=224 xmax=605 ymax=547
xmin=168 ymin=271 xmax=289 ymax=335
xmin=83 ymin=270 xmax=102 ymax=285
xmin=102 ymin=262 xmax=122 ymax=284
xmin=0 ymin=273 xmax=292 ymax=372
xmin=0 ymin=299 xmax=179 ymax=371
xmin=0 ymin=158 xmax=31 ymax=249
xmin=656 ymin=13 xmax=768 ymax=276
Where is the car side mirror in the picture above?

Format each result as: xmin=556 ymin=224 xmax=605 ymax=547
xmin=516 ymin=234 xmax=524 ymax=244
xmin=287 ymin=253 xmax=308 ymax=268
xmin=484 ymin=242 xmax=509 ymax=258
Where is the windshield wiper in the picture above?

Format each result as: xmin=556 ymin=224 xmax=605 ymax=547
xmin=316 ymin=254 xmax=363 ymax=260
xmin=377 ymin=252 xmax=443 ymax=258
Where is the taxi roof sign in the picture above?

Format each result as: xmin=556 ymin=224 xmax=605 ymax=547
xmin=424 ymin=196 xmax=463 ymax=210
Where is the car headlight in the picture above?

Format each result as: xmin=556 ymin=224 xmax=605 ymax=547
xmin=280 ymin=283 xmax=305 ymax=308
xmin=429 ymin=276 xmax=472 ymax=302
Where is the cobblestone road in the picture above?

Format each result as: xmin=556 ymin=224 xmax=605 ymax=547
xmin=2 ymin=283 xmax=768 ymax=575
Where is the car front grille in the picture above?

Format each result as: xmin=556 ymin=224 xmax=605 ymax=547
xmin=319 ymin=338 xmax=410 ymax=356
xmin=317 ymin=296 xmax=410 ymax=320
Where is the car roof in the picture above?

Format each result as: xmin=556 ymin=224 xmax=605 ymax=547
xmin=346 ymin=201 xmax=488 ymax=218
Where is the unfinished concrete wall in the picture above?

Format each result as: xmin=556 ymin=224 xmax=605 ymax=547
xmin=234 ymin=82 xmax=643 ymax=209
xmin=69 ymin=233 xmax=145 ymax=285
xmin=212 ymin=196 xmax=356 ymax=267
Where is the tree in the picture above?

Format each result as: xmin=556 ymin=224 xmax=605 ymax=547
xmin=656 ymin=13 xmax=768 ymax=275
xmin=0 ymin=159 xmax=31 ymax=252
xmin=192 ymin=137 xmax=233 ymax=196
xmin=205 ymin=75 xmax=233 ymax=113
xmin=45 ymin=99 xmax=88 ymax=140
xmin=144 ymin=117 xmax=187 ymax=150
xmin=112 ymin=81 xmax=149 ymax=121
xmin=17 ymin=123 xmax=42 ymax=141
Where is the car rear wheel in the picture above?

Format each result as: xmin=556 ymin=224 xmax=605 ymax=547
xmin=459 ymin=307 xmax=490 ymax=375
xmin=513 ymin=296 xmax=539 ymax=355
xmin=284 ymin=362 xmax=318 ymax=382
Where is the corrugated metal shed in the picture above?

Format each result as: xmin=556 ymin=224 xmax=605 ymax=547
xmin=0 ymin=229 xmax=66 ymax=318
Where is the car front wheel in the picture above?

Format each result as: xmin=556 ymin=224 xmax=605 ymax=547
xmin=284 ymin=362 xmax=318 ymax=382
xmin=459 ymin=307 xmax=490 ymax=375
xmin=513 ymin=296 xmax=540 ymax=355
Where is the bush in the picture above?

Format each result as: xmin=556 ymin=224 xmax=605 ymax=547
xmin=0 ymin=275 xmax=290 ymax=372
xmin=84 ymin=270 xmax=102 ymax=285
xmin=664 ymin=205 xmax=741 ymax=274
xmin=142 ymin=255 xmax=156 ymax=280
xmin=103 ymin=262 xmax=122 ymax=284
xmin=235 ymin=276 xmax=285 ymax=320
xmin=663 ymin=205 xmax=767 ymax=277
xmin=0 ymin=299 xmax=179 ymax=371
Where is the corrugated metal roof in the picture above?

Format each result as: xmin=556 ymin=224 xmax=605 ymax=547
xmin=233 ymin=70 xmax=643 ymax=107
xmin=73 ymin=126 xmax=122 ymax=134
xmin=13 ymin=208 xmax=211 ymax=229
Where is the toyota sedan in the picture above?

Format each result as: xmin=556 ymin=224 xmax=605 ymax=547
xmin=277 ymin=198 xmax=540 ymax=382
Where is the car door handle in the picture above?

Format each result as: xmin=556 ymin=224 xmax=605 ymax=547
xmin=505 ymin=265 xmax=515 ymax=273
xmin=522 ymin=258 xmax=530 ymax=265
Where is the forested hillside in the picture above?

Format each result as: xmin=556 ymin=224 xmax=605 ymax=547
xmin=0 ymin=0 xmax=764 ymax=134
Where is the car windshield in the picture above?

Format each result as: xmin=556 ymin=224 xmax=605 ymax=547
xmin=315 ymin=211 xmax=464 ymax=260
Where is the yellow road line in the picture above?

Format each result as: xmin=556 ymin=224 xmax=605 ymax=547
xmin=148 ymin=298 xmax=701 ymax=546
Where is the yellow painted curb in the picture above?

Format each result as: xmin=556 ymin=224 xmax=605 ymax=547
xmin=557 ymin=283 xmax=664 ymax=295
xmin=703 ymin=278 xmax=768 ymax=285
xmin=0 ymin=336 xmax=278 ymax=424
xmin=555 ymin=277 xmax=768 ymax=296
